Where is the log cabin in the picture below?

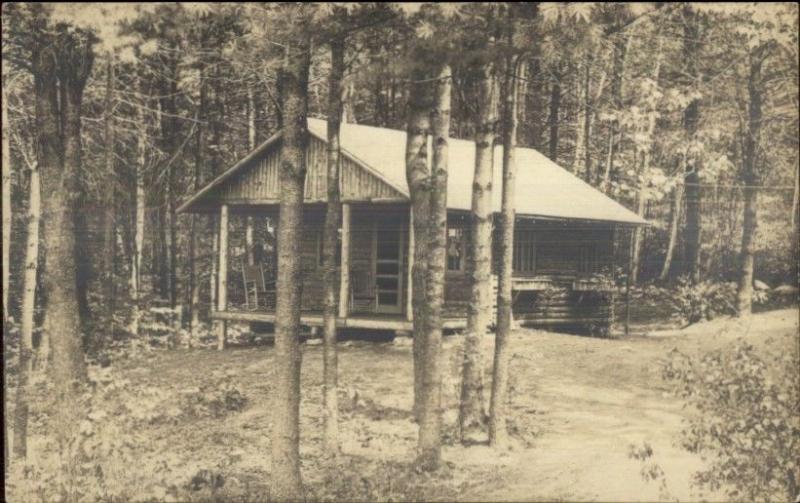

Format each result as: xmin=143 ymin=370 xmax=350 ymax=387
xmin=178 ymin=118 xmax=647 ymax=337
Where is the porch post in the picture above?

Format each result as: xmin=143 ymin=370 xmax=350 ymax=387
xmin=217 ymin=204 xmax=229 ymax=350
xmin=338 ymin=203 xmax=351 ymax=318
xmin=406 ymin=207 xmax=414 ymax=321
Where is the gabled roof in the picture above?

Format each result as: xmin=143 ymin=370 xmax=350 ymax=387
xmin=179 ymin=118 xmax=646 ymax=225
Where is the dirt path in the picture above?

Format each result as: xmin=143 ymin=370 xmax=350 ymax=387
xmin=459 ymin=309 xmax=798 ymax=502
xmin=108 ymin=309 xmax=797 ymax=501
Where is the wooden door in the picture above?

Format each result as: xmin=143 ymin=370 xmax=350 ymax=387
xmin=374 ymin=225 xmax=403 ymax=314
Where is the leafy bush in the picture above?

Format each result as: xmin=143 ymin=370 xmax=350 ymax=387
xmin=5 ymin=359 xmax=250 ymax=502
xmin=669 ymin=276 xmax=737 ymax=325
xmin=663 ymin=341 xmax=800 ymax=501
xmin=181 ymin=383 xmax=248 ymax=418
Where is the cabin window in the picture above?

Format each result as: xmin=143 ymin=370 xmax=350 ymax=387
xmin=513 ymin=230 xmax=536 ymax=273
xmin=447 ymin=225 xmax=466 ymax=272
xmin=578 ymin=244 xmax=596 ymax=274
xmin=316 ymin=229 xmax=342 ymax=269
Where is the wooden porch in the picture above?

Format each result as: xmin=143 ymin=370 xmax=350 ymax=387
xmin=211 ymin=309 xmax=467 ymax=332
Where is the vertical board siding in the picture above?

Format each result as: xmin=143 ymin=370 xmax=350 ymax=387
xmin=210 ymin=137 xmax=404 ymax=204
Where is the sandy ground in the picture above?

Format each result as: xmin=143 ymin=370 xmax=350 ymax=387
xmin=112 ymin=307 xmax=798 ymax=501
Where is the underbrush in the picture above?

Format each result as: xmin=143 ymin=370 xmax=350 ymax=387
xmin=633 ymin=276 xmax=789 ymax=327
xmin=663 ymin=340 xmax=800 ymax=501
xmin=5 ymin=353 xmax=250 ymax=503
xmin=309 ymin=458 xmax=460 ymax=502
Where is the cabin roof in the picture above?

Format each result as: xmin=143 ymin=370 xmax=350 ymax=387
xmin=178 ymin=118 xmax=647 ymax=225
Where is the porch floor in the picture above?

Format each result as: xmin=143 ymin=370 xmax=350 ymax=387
xmin=211 ymin=309 xmax=467 ymax=332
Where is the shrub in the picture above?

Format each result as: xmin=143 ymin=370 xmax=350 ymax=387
xmin=669 ymin=276 xmax=737 ymax=325
xmin=663 ymin=341 xmax=800 ymax=501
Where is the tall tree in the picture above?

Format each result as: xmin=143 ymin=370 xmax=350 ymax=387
xmin=417 ymin=63 xmax=451 ymax=470
xmin=459 ymin=55 xmax=497 ymax=444
xmin=101 ymin=52 xmax=117 ymax=345
xmin=271 ymin=14 xmax=312 ymax=499
xmin=736 ymin=43 xmax=770 ymax=316
xmin=51 ymin=22 xmax=94 ymax=383
xmin=131 ymin=71 xmax=147 ymax=337
xmin=14 ymin=130 xmax=40 ymax=460
xmin=1 ymin=73 xmax=10 ymax=326
xmin=189 ymin=26 xmax=208 ymax=340
xmin=322 ymin=32 xmax=345 ymax=456
xmin=406 ymin=62 xmax=433 ymax=424
xmin=630 ymin=34 xmax=664 ymax=284
xmin=489 ymin=51 xmax=524 ymax=448
xmin=681 ymin=5 xmax=702 ymax=284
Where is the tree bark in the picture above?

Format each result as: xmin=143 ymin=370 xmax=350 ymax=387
xmin=573 ymin=53 xmax=590 ymax=175
xmin=270 ymin=37 xmax=311 ymax=501
xmin=245 ymin=86 xmax=256 ymax=265
xmin=2 ymin=83 xmax=10 ymax=325
xmin=736 ymin=47 xmax=767 ymax=317
xmin=416 ymin=64 xmax=451 ymax=471
xmin=490 ymin=56 xmax=523 ymax=448
xmin=49 ymin=34 xmax=91 ymax=391
xmin=101 ymin=54 xmax=116 ymax=347
xmin=682 ymin=5 xmax=702 ymax=284
xmin=322 ymin=36 xmax=345 ymax=456
xmin=459 ymin=61 xmax=497 ymax=443
xmin=660 ymin=183 xmax=683 ymax=282
xmin=630 ymin=183 xmax=646 ymax=284
xmin=630 ymin=37 xmax=663 ymax=285
xmin=27 ymin=37 xmax=91 ymax=465
xmin=1 ymin=78 xmax=11 ymax=467
xmin=190 ymin=58 xmax=207 ymax=341
xmin=547 ymin=64 xmax=561 ymax=162
xmin=600 ymin=34 xmax=632 ymax=192
xmin=14 ymin=150 xmax=40 ymax=460
xmin=132 ymin=73 xmax=147 ymax=338
xmin=406 ymin=66 xmax=433 ymax=424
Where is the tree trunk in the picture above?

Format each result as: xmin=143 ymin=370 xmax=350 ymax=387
xmin=629 ymin=38 xmax=663 ymax=285
xmin=406 ymin=67 xmax=433 ymax=424
xmin=459 ymin=62 xmax=497 ymax=443
xmin=573 ymin=54 xmax=590 ymax=175
xmin=190 ymin=59 xmax=207 ymax=341
xmin=322 ymin=36 xmax=345 ymax=456
xmin=101 ymin=54 xmax=116 ymax=347
xmin=660 ymin=183 xmax=683 ymax=282
xmin=2 ymin=85 xmax=10 ymax=325
xmin=489 ymin=58 xmax=525 ymax=447
xmin=417 ymin=64 xmax=451 ymax=471
xmin=245 ymin=86 xmax=256 ymax=265
xmin=1 ymin=81 xmax=10 ymax=467
xmin=547 ymin=65 xmax=561 ymax=162
xmin=601 ymin=34 xmax=631 ymax=192
xmin=132 ymin=73 xmax=147 ymax=337
xmin=270 ymin=38 xmax=311 ymax=501
xmin=490 ymin=56 xmax=523 ymax=448
xmin=14 ymin=149 xmax=41 ymax=459
xmin=630 ymin=183 xmax=646 ymax=284
xmin=34 ymin=36 xmax=90 ymax=435
xmin=736 ymin=48 xmax=766 ymax=317
xmin=792 ymin=157 xmax=799 ymax=229
xmin=682 ymin=6 xmax=702 ymax=284
xmin=163 ymin=69 xmax=179 ymax=309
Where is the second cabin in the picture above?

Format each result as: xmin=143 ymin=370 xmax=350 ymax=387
xmin=178 ymin=119 xmax=647 ymax=336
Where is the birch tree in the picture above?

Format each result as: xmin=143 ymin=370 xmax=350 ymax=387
xmin=14 ymin=130 xmax=39 ymax=460
xmin=459 ymin=45 xmax=498 ymax=445
xmin=489 ymin=49 xmax=525 ymax=449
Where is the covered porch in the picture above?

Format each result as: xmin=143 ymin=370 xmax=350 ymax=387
xmin=210 ymin=202 xmax=430 ymax=338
